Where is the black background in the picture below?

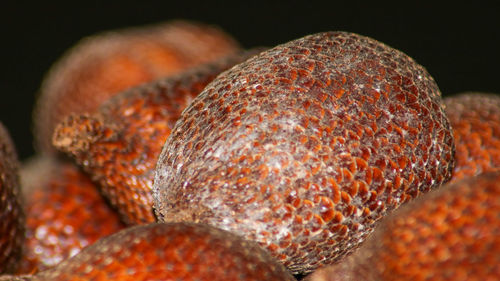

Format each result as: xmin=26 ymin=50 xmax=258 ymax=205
xmin=1 ymin=1 xmax=499 ymax=160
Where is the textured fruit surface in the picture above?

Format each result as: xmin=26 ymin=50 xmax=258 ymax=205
xmin=53 ymin=50 xmax=262 ymax=225
xmin=0 ymin=275 xmax=30 ymax=281
xmin=28 ymin=222 xmax=296 ymax=281
xmin=16 ymin=157 xmax=125 ymax=274
xmin=444 ymin=92 xmax=500 ymax=183
xmin=34 ymin=20 xmax=241 ymax=154
xmin=306 ymin=171 xmax=500 ymax=281
xmin=0 ymin=123 xmax=24 ymax=274
xmin=153 ymin=31 xmax=455 ymax=273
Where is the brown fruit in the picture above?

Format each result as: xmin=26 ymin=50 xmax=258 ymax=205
xmin=25 ymin=222 xmax=295 ymax=281
xmin=52 ymin=50 xmax=263 ymax=225
xmin=16 ymin=157 xmax=125 ymax=274
xmin=305 ymin=171 xmax=500 ymax=281
xmin=444 ymin=92 xmax=500 ymax=183
xmin=0 ymin=123 xmax=24 ymax=274
xmin=153 ymin=31 xmax=455 ymax=273
xmin=34 ymin=20 xmax=241 ymax=155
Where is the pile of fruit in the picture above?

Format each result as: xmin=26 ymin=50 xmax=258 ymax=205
xmin=1 ymin=20 xmax=498 ymax=281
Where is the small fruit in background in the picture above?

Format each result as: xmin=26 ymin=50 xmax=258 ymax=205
xmin=29 ymin=223 xmax=296 ymax=281
xmin=305 ymin=171 xmax=500 ymax=281
xmin=0 ymin=123 xmax=24 ymax=274
xmin=17 ymin=157 xmax=125 ymax=274
xmin=443 ymin=92 xmax=500 ymax=182
xmin=53 ymin=49 xmax=263 ymax=225
xmin=34 ymin=20 xmax=241 ymax=155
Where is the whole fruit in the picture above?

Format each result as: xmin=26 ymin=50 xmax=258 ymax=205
xmin=153 ymin=31 xmax=455 ymax=273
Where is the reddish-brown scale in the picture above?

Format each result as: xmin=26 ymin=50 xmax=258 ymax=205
xmin=0 ymin=123 xmax=24 ymax=274
xmin=306 ymin=171 xmax=500 ymax=281
xmin=52 ymin=50 xmax=263 ymax=225
xmin=153 ymin=32 xmax=455 ymax=273
xmin=34 ymin=20 xmax=241 ymax=155
xmin=16 ymin=157 xmax=125 ymax=274
xmin=443 ymin=92 xmax=500 ymax=182
xmin=16 ymin=222 xmax=295 ymax=281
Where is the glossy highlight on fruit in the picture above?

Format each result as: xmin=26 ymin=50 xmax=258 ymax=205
xmin=0 ymin=123 xmax=24 ymax=274
xmin=16 ymin=157 xmax=125 ymax=274
xmin=444 ymin=92 xmax=500 ymax=183
xmin=52 ymin=50 xmax=263 ymax=225
xmin=34 ymin=20 xmax=241 ymax=154
xmin=305 ymin=171 xmax=500 ymax=281
xmin=26 ymin=223 xmax=296 ymax=281
xmin=153 ymin=31 xmax=455 ymax=273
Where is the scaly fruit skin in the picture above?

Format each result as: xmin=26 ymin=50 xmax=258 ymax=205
xmin=16 ymin=157 xmax=125 ymax=274
xmin=153 ymin=31 xmax=455 ymax=274
xmin=53 ymin=50 xmax=263 ymax=225
xmin=444 ymin=92 xmax=500 ymax=183
xmin=34 ymin=20 xmax=241 ymax=155
xmin=305 ymin=171 xmax=500 ymax=281
xmin=26 ymin=222 xmax=296 ymax=281
xmin=0 ymin=123 xmax=24 ymax=274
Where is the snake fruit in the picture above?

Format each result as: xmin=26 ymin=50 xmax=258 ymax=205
xmin=306 ymin=171 xmax=500 ymax=281
xmin=17 ymin=157 xmax=124 ymax=274
xmin=34 ymin=20 xmax=241 ymax=154
xmin=12 ymin=222 xmax=296 ymax=281
xmin=0 ymin=123 xmax=24 ymax=274
xmin=443 ymin=92 xmax=500 ymax=183
xmin=53 ymin=50 xmax=264 ymax=224
xmin=153 ymin=31 xmax=455 ymax=273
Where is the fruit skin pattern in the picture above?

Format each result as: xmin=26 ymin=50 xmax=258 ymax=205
xmin=34 ymin=20 xmax=240 ymax=155
xmin=444 ymin=92 xmax=500 ymax=183
xmin=16 ymin=158 xmax=125 ymax=274
xmin=16 ymin=223 xmax=296 ymax=281
xmin=0 ymin=275 xmax=30 ymax=281
xmin=305 ymin=171 xmax=500 ymax=281
xmin=153 ymin=31 xmax=455 ymax=274
xmin=53 ymin=50 xmax=263 ymax=225
xmin=0 ymin=123 xmax=24 ymax=274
